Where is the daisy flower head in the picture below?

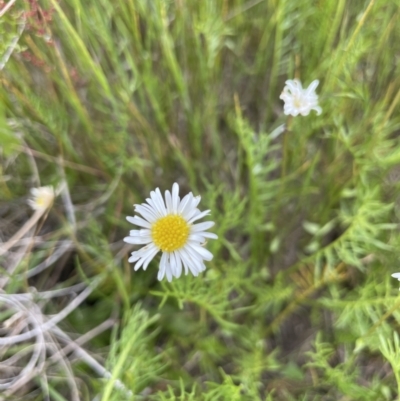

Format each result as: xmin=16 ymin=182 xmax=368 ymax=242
xmin=124 ymin=183 xmax=218 ymax=282
xmin=280 ymin=79 xmax=322 ymax=117
xmin=28 ymin=186 xmax=55 ymax=211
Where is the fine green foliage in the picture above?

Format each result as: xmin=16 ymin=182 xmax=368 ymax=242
xmin=101 ymin=305 xmax=163 ymax=401
xmin=1 ymin=0 xmax=400 ymax=400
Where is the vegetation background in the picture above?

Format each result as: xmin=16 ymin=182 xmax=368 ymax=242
xmin=1 ymin=0 xmax=400 ymax=399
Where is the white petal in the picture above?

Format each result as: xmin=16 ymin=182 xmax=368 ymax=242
xmin=192 ymin=195 xmax=201 ymax=209
xmin=151 ymin=188 xmax=167 ymax=216
xmin=129 ymin=244 xmax=156 ymax=264
xmin=306 ymin=79 xmax=319 ymax=95
xmin=179 ymin=248 xmax=201 ymax=276
xmin=187 ymin=258 xmax=202 ymax=276
xmin=135 ymin=204 xmax=158 ymax=222
xmin=182 ymin=244 xmax=203 ymax=264
xmin=165 ymin=190 xmax=173 ymax=213
xmin=129 ymin=229 xmax=151 ymax=237
xmin=165 ymin=262 xmax=173 ymax=282
xmin=187 ymin=242 xmax=213 ymax=261
xmin=143 ymin=248 xmax=158 ymax=270
xmin=285 ymin=79 xmax=302 ymax=92
xmin=392 ymin=273 xmax=400 ymax=280
xmin=157 ymin=252 xmax=168 ymax=281
xmin=129 ymin=243 xmax=158 ymax=261
xmin=189 ymin=232 xmax=218 ymax=241
xmin=199 ymin=261 xmax=206 ymax=272
xmin=134 ymin=255 xmax=147 ymax=271
xmin=135 ymin=246 xmax=158 ymax=271
xmin=144 ymin=198 xmax=163 ymax=219
xmin=314 ymin=106 xmax=322 ymax=115
xmin=177 ymin=249 xmax=189 ymax=275
xmin=172 ymin=183 xmax=180 ymax=213
xmin=162 ymin=253 xmax=176 ymax=281
xmin=188 ymin=234 xmax=206 ymax=242
xmin=124 ymin=236 xmax=152 ymax=245
xmin=167 ymin=252 xmax=176 ymax=277
xmin=182 ymin=201 xmax=198 ymax=221
xmin=191 ymin=221 xmax=215 ymax=232
xmin=157 ymin=188 xmax=168 ymax=215
xmin=173 ymin=251 xmax=183 ymax=278
xmin=178 ymin=193 xmax=193 ymax=214
xmin=188 ymin=209 xmax=211 ymax=224
xmin=288 ymin=108 xmax=300 ymax=116
xmin=199 ymin=232 xmax=218 ymax=239
xmin=189 ymin=208 xmax=201 ymax=219
xmin=127 ymin=215 xmax=151 ymax=228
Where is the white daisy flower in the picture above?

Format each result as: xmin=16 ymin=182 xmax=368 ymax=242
xmin=124 ymin=183 xmax=218 ymax=282
xmin=280 ymin=79 xmax=322 ymax=116
xmin=28 ymin=186 xmax=55 ymax=211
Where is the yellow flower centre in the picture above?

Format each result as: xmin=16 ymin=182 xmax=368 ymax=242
xmin=151 ymin=214 xmax=190 ymax=252
xmin=36 ymin=196 xmax=47 ymax=207
xmin=35 ymin=193 xmax=53 ymax=209
xmin=294 ymin=96 xmax=303 ymax=108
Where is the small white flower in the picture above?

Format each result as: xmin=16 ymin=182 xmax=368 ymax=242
xmin=28 ymin=186 xmax=55 ymax=211
xmin=391 ymin=273 xmax=400 ymax=281
xmin=280 ymin=79 xmax=322 ymax=116
xmin=124 ymin=183 xmax=218 ymax=282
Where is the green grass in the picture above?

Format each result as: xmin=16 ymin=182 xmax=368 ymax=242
xmin=1 ymin=0 xmax=400 ymax=399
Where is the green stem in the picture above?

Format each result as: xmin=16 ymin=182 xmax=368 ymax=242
xmin=281 ymin=116 xmax=293 ymax=179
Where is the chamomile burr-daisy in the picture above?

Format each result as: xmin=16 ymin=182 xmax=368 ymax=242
xmin=280 ymin=79 xmax=322 ymax=117
xmin=28 ymin=186 xmax=55 ymax=211
xmin=124 ymin=183 xmax=218 ymax=282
